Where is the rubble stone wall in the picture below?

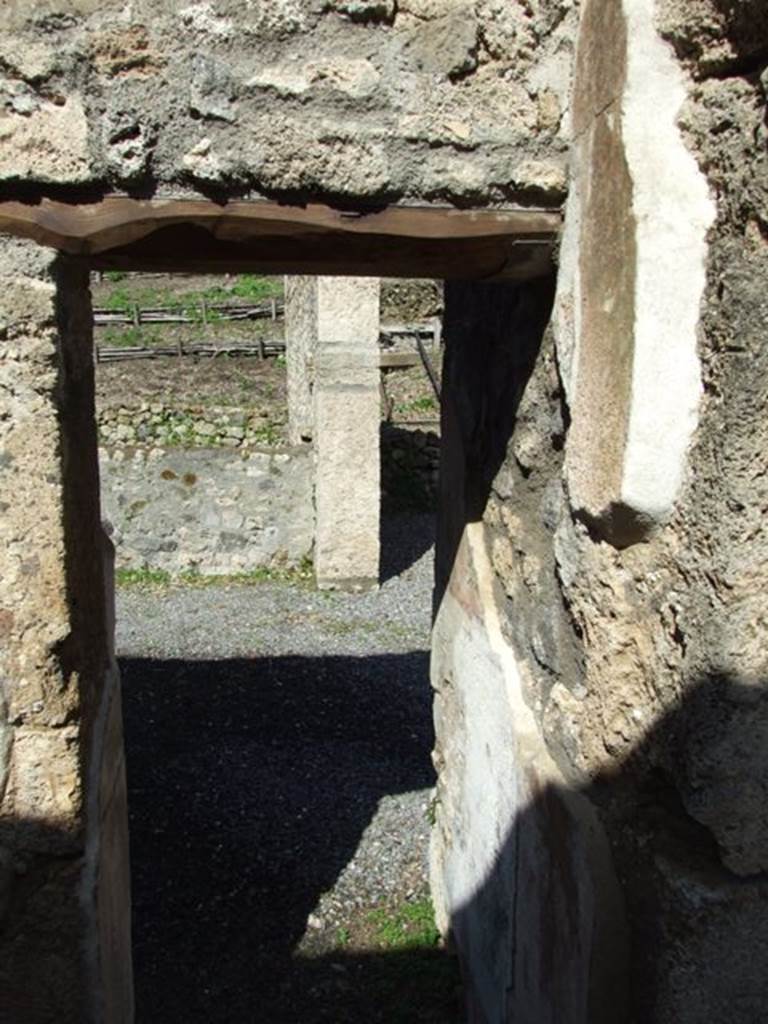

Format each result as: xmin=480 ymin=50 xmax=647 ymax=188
xmin=100 ymin=445 xmax=315 ymax=576
xmin=0 ymin=0 xmax=577 ymax=206
xmin=380 ymin=424 xmax=440 ymax=512
xmin=0 ymin=236 xmax=132 ymax=1022
xmin=98 ymin=402 xmax=287 ymax=450
xmin=430 ymin=2 xmax=768 ymax=1022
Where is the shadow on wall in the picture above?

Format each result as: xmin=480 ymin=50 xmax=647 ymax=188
xmin=119 ymin=651 xmax=461 ymax=1024
xmin=430 ymin=274 xmax=768 ymax=1022
xmin=445 ymin=672 xmax=768 ymax=1024
xmin=379 ymin=424 xmax=439 ymax=587
xmin=435 ymin=276 xmax=556 ymax=609
xmin=379 ymin=510 xmax=436 ymax=586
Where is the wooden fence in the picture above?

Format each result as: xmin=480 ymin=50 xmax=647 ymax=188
xmin=93 ymin=298 xmax=283 ymax=328
xmin=92 ymin=297 xmax=442 ymax=399
xmin=94 ymin=302 xmax=440 ymax=364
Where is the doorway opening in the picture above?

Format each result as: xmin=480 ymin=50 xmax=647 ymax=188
xmin=92 ymin=266 xmax=455 ymax=1022
xmin=0 ymin=194 xmax=560 ymax=1023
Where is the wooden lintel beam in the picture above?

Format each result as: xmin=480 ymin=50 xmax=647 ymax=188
xmin=0 ymin=196 xmax=561 ymax=280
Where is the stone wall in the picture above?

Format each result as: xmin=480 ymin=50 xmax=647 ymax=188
xmin=100 ymin=445 xmax=314 ymax=576
xmin=99 ymin=395 xmax=438 ymax=579
xmin=430 ymin=3 xmax=768 ymax=1022
xmin=0 ymin=237 xmax=132 ymax=1022
xmin=98 ymin=402 xmax=286 ymax=450
xmin=381 ymin=278 xmax=443 ymax=324
xmin=0 ymin=0 xmax=576 ymax=206
xmin=381 ymin=424 xmax=440 ymax=513
xmin=429 ymin=279 xmax=620 ymax=1024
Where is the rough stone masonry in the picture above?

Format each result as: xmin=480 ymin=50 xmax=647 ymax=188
xmin=100 ymin=445 xmax=315 ymax=576
xmin=0 ymin=1 xmax=766 ymax=1022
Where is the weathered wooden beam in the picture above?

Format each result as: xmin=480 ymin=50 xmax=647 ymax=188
xmin=0 ymin=196 xmax=561 ymax=281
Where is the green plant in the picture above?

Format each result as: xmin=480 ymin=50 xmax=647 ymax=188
xmin=203 ymin=564 xmax=311 ymax=587
xmin=367 ymin=897 xmax=441 ymax=952
xmin=102 ymin=325 xmax=161 ymax=349
xmin=158 ymin=411 xmax=198 ymax=447
xmin=425 ymin=795 xmax=440 ymax=827
xmin=116 ymin=561 xmax=314 ymax=590
xmin=101 ymin=275 xmax=282 ymax=313
xmin=335 ymin=926 xmax=351 ymax=948
xmin=297 ymin=553 xmax=314 ymax=579
xmin=103 ymin=286 xmax=136 ymax=312
xmin=395 ymin=395 xmax=437 ymax=415
xmin=252 ymin=422 xmax=281 ymax=446
xmin=411 ymin=395 xmax=437 ymax=412
xmin=115 ymin=567 xmax=171 ymax=588
xmin=229 ymin=273 xmax=282 ymax=301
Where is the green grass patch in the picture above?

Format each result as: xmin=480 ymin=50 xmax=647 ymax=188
xmin=177 ymin=560 xmax=313 ymax=588
xmin=115 ymin=567 xmax=171 ymax=588
xmin=395 ymin=395 xmax=437 ymax=415
xmin=115 ymin=557 xmax=314 ymax=590
xmin=367 ymin=897 xmax=441 ymax=952
xmin=101 ymin=325 xmax=162 ymax=349
xmin=100 ymin=274 xmax=282 ymax=314
xmin=302 ymin=895 xmax=460 ymax=1023
xmin=226 ymin=273 xmax=282 ymax=302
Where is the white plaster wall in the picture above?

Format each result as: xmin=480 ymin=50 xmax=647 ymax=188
xmin=430 ymin=525 xmax=603 ymax=1023
xmin=430 ymin=533 xmax=520 ymax=1019
xmin=556 ymin=0 xmax=715 ymax=532
xmin=619 ymin=0 xmax=715 ymax=520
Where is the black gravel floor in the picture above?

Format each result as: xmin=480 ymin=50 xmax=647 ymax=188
xmin=117 ymin=515 xmax=458 ymax=1023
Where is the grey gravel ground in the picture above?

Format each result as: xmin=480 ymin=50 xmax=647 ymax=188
xmin=116 ymin=514 xmax=457 ymax=1023
xmin=117 ymin=517 xmax=434 ymax=663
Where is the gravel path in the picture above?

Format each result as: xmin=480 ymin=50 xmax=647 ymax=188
xmin=117 ymin=514 xmax=458 ymax=1023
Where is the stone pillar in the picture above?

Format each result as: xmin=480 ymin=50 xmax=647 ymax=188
xmin=313 ymin=277 xmax=380 ymax=589
xmin=0 ymin=237 xmax=133 ymax=1023
xmin=284 ymin=276 xmax=317 ymax=446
